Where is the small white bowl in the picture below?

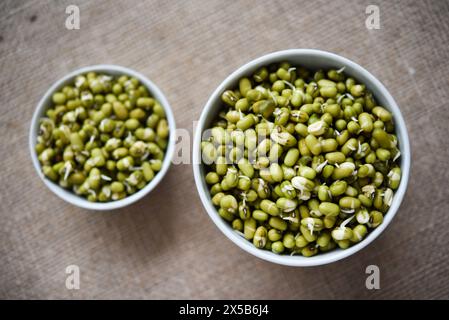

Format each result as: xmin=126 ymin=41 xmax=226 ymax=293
xmin=193 ymin=49 xmax=411 ymax=266
xmin=30 ymin=65 xmax=176 ymax=211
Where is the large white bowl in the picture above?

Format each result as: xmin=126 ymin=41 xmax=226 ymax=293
xmin=30 ymin=65 xmax=176 ymax=211
xmin=193 ymin=49 xmax=411 ymax=266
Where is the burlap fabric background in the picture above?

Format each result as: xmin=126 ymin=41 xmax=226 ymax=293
xmin=1 ymin=0 xmax=448 ymax=299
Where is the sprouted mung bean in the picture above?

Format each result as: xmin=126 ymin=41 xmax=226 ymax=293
xmin=36 ymin=72 xmax=169 ymax=202
xmin=201 ymin=62 xmax=402 ymax=257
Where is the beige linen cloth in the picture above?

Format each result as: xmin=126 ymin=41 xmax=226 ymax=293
xmin=0 ymin=0 xmax=448 ymax=299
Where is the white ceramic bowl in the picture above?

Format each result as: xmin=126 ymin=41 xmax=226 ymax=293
xmin=193 ymin=49 xmax=410 ymax=266
xmin=30 ymin=65 xmax=176 ymax=210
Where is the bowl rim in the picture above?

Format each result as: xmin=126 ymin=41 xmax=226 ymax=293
xmin=29 ymin=64 xmax=176 ymax=211
xmin=192 ymin=49 xmax=411 ymax=266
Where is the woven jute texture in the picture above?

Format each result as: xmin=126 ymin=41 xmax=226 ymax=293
xmin=1 ymin=0 xmax=448 ymax=299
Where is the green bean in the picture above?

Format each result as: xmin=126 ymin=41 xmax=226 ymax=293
xmin=284 ymin=148 xmax=300 ymax=167
xmin=253 ymin=100 xmax=275 ymax=118
xmin=325 ymin=151 xmax=346 ymax=164
xmin=373 ymin=128 xmax=395 ymax=149
xmin=260 ymin=199 xmax=279 ymax=216
xmin=269 ymin=216 xmax=288 ymax=231
xmin=243 ymin=218 xmax=257 ymax=239
xmin=317 ymin=185 xmax=331 ymax=202
xmin=329 ymin=180 xmax=347 ymax=197
xmin=269 ymin=143 xmax=283 ymax=163
xmin=218 ymin=208 xmax=234 ymax=222
xmin=368 ymin=211 xmax=384 ymax=228
xmin=253 ymin=226 xmax=268 ymax=248
xmin=300 ymin=225 xmax=317 ymax=242
xmin=332 ymin=162 xmax=355 ymax=179
xmin=351 ymin=224 xmax=368 ymax=242
xmin=142 ymin=162 xmax=155 ymax=182
xmin=295 ymin=234 xmax=308 ymax=248
xmin=308 ymin=120 xmax=328 ymax=136
xmin=231 ymin=218 xmax=243 ymax=232
xmin=322 ymin=165 xmax=334 ymax=178
xmin=236 ymin=77 xmax=251 ymax=96
xmin=339 ymin=196 xmax=361 ymax=210
xmin=317 ymin=232 xmax=331 ymax=247
xmin=388 ymin=167 xmax=401 ymax=190
xmin=221 ymin=90 xmax=238 ymax=106
xmin=269 ymin=163 xmax=283 ymax=182
xmin=372 ymin=106 xmax=392 ymax=122
xmin=268 ymin=228 xmax=283 ymax=241
xmin=236 ymin=114 xmax=255 ymax=130
xmin=321 ymin=138 xmax=338 ymax=152
xmin=319 ymin=202 xmax=340 ymax=217
xmin=341 ymin=138 xmax=358 ymax=155
xmin=202 ymin=63 xmax=402 ymax=256
xmin=298 ymin=166 xmax=316 ymax=180
xmin=350 ymin=84 xmax=365 ymax=97
xmin=323 ymin=215 xmax=337 ymax=229
xmin=279 ymin=180 xmax=296 ymax=199
xmin=37 ymin=72 xmax=169 ymax=202
xmin=220 ymin=194 xmax=238 ymax=214
xmin=205 ymin=172 xmax=219 ymax=184
xmin=331 ymin=227 xmax=353 ymax=241
xmin=252 ymin=209 xmax=269 ymax=222
xmin=271 ymin=241 xmax=285 ymax=254
xmin=253 ymin=67 xmax=268 ymax=83
xmin=376 ymin=148 xmax=391 ymax=161
xmin=283 ymin=233 xmax=295 ymax=249
xmin=305 ymin=134 xmax=321 ymax=155
xmin=301 ymin=217 xmax=324 ymax=231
